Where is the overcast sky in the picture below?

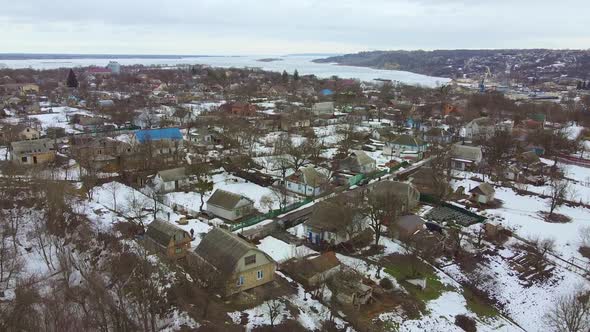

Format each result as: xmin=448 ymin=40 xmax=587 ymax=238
xmin=1 ymin=0 xmax=588 ymax=55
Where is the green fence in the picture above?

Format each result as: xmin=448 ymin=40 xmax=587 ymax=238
xmin=230 ymin=161 xmax=411 ymax=231
xmin=230 ymin=197 xmax=313 ymax=231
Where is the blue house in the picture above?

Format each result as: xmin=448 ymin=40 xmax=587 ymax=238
xmin=320 ymin=89 xmax=334 ymax=96
xmin=135 ymin=128 xmax=183 ymax=144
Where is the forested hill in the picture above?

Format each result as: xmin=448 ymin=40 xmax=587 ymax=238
xmin=313 ymin=49 xmax=590 ymax=79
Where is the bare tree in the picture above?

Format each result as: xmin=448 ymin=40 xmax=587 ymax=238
xmin=547 ymin=178 xmax=570 ymax=217
xmin=545 ymin=289 xmax=590 ymax=332
xmin=362 ymin=190 xmax=403 ymax=246
xmin=265 ymin=298 xmax=283 ymax=330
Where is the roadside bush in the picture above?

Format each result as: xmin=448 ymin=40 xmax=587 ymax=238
xmin=379 ymin=277 xmax=394 ymax=290
xmin=455 ymin=314 xmax=477 ymax=332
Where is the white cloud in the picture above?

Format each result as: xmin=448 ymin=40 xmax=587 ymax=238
xmin=0 ymin=0 xmax=588 ymax=54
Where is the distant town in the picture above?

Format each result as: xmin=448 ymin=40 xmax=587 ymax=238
xmin=1 ymin=52 xmax=590 ymax=331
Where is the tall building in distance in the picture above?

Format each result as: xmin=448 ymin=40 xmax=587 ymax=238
xmin=106 ymin=61 xmax=121 ymax=74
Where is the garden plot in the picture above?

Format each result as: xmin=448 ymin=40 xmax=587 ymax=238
xmin=451 ymin=175 xmax=590 ymax=262
xmin=442 ymin=243 xmax=589 ymax=332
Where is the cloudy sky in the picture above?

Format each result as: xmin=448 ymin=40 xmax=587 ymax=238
xmin=1 ymin=0 xmax=588 ymax=55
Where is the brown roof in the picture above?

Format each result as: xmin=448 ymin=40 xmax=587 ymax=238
xmin=194 ymin=228 xmax=273 ymax=275
xmin=207 ymin=189 xmax=253 ymax=210
xmin=145 ymin=219 xmax=189 ymax=247
xmin=470 ymin=183 xmax=495 ymax=196
xmin=306 ymin=199 xmax=360 ymax=232
xmin=308 ymin=252 xmax=340 ymax=273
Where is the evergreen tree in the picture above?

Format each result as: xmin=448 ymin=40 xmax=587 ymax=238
xmin=281 ymin=70 xmax=289 ymax=83
xmin=577 ymin=81 xmax=583 ymax=90
xmin=583 ymin=80 xmax=588 ymax=90
xmin=66 ymin=69 xmax=78 ymax=88
xmin=190 ymin=66 xmax=197 ymax=75
xmin=293 ymin=69 xmax=299 ymax=81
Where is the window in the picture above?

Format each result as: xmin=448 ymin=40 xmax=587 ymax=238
xmin=257 ymin=270 xmax=264 ymax=280
xmin=244 ymin=254 xmax=256 ymax=265
xmin=21 ymin=157 xmax=27 ymax=162
xmin=237 ymin=275 xmax=244 ymax=286
xmin=175 ymin=248 xmax=182 ymax=254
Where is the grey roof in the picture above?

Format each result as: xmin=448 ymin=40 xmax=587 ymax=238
xmin=158 ymin=167 xmax=187 ymax=182
xmin=145 ymin=219 xmax=189 ymax=247
xmin=372 ymin=181 xmax=418 ymax=198
xmin=11 ymin=138 xmax=54 ymax=154
xmin=452 ymin=144 xmax=482 ymax=161
xmin=306 ymin=199 xmax=359 ymax=231
xmin=194 ymin=228 xmax=272 ymax=275
xmin=207 ymin=189 xmax=253 ymax=210
xmin=391 ymin=134 xmax=425 ymax=147
xmin=300 ymin=166 xmax=327 ymax=186
xmin=397 ymin=214 xmax=425 ymax=232
xmin=469 ymin=117 xmax=494 ymax=126
xmin=470 ymin=183 xmax=495 ymax=196
xmin=349 ymin=150 xmax=375 ymax=166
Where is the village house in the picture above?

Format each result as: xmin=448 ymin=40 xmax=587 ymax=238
xmin=338 ymin=150 xmax=377 ymax=175
xmin=311 ymin=102 xmax=335 ymax=116
xmin=304 ymin=200 xmax=368 ymax=246
xmin=423 ymin=127 xmax=453 ymax=144
xmin=469 ymin=183 xmax=496 ymax=204
xmin=384 ymin=134 xmax=427 ymax=159
xmin=152 ymin=167 xmax=190 ymax=193
xmin=0 ymin=83 xmax=40 ymax=96
xmin=144 ymin=219 xmax=192 ymax=259
xmin=331 ymin=270 xmax=374 ymax=307
xmin=205 ymin=189 xmax=255 ymax=221
xmin=451 ymin=144 xmax=483 ymax=171
xmin=192 ymin=228 xmax=277 ymax=294
xmin=10 ymin=138 xmax=56 ymax=165
xmin=371 ymin=181 xmax=421 ymax=213
xmin=12 ymin=124 xmax=41 ymax=141
xmin=133 ymin=127 xmax=184 ymax=161
xmin=285 ymin=166 xmax=328 ymax=197
xmin=392 ymin=214 xmax=426 ymax=239
xmin=462 ymin=117 xmax=513 ymax=140
xmin=284 ymin=251 xmax=341 ymax=287
xmin=219 ymin=102 xmax=257 ymax=116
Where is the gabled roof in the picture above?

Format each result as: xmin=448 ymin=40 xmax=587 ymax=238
xmin=146 ymin=219 xmax=189 ymax=247
xmin=135 ymin=128 xmax=183 ymax=143
xmin=470 ymin=183 xmax=495 ymax=196
xmin=425 ymin=127 xmax=450 ymax=137
xmin=157 ymin=167 xmax=187 ymax=182
xmin=11 ymin=138 xmax=54 ymax=154
xmin=468 ymin=117 xmax=494 ymax=127
xmin=519 ymin=151 xmax=541 ymax=164
xmin=371 ymin=181 xmax=419 ymax=200
xmin=451 ymin=144 xmax=482 ymax=161
xmin=207 ymin=189 xmax=253 ymax=210
xmin=194 ymin=228 xmax=272 ymax=275
xmin=298 ymin=252 xmax=341 ymax=279
xmin=391 ymin=134 xmax=426 ymax=147
xmin=306 ymin=199 xmax=360 ymax=232
xmin=288 ymin=166 xmax=327 ymax=187
xmin=349 ymin=150 xmax=375 ymax=166
xmin=397 ymin=214 xmax=425 ymax=232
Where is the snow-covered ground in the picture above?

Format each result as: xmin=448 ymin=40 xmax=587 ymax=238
xmin=452 ymin=170 xmax=590 ymax=262
xmin=256 ymin=236 xmax=317 ymax=263
xmin=443 ymin=242 xmax=588 ymax=332
xmin=335 ymin=242 xmax=521 ymax=332
xmin=91 ymin=181 xmax=182 ymax=227
xmin=30 ymin=106 xmax=94 ymax=134
xmin=164 ymin=171 xmax=296 ymax=215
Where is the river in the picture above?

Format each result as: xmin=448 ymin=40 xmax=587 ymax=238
xmin=0 ymin=55 xmax=449 ymax=87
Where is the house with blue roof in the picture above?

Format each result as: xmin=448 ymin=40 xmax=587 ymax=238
xmin=133 ymin=128 xmax=185 ymax=163
xmin=135 ymin=128 xmax=183 ymax=144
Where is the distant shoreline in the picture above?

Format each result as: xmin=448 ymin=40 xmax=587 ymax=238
xmin=0 ymin=54 xmax=216 ymax=61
